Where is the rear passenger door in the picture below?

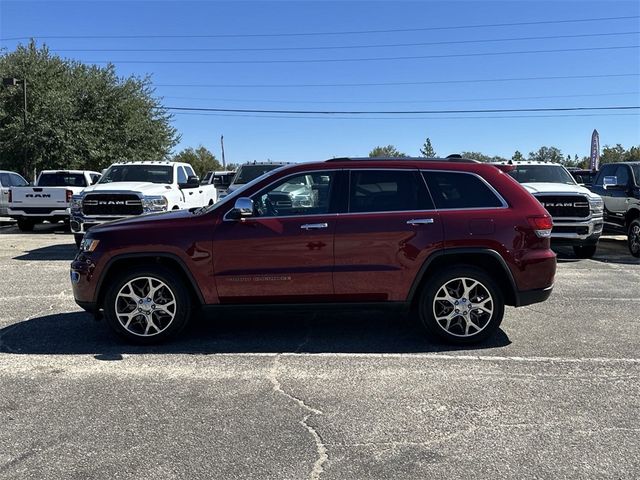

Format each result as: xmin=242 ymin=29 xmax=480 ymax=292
xmin=333 ymin=169 xmax=443 ymax=302
xmin=421 ymin=170 xmax=507 ymax=249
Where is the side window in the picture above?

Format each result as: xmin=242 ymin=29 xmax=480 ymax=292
xmin=9 ymin=173 xmax=28 ymax=187
xmin=594 ymin=164 xmax=615 ymax=186
xmin=0 ymin=173 xmax=9 ymax=187
xmin=252 ymin=171 xmax=335 ymax=217
xmin=177 ymin=167 xmax=188 ymax=185
xmin=614 ymin=165 xmax=630 ymax=186
xmin=349 ymin=170 xmax=433 ymax=213
xmin=423 ymin=171 xmax=503 ymax=209
xmin=184 ymin=165 xmax=196 ymax=178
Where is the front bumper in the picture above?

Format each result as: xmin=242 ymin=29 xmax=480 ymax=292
xmin=549 ymin=214 xmax=603 ymax=244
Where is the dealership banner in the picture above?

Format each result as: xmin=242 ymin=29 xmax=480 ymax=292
xmin=590 ymin=129 xmax=600 ymax=171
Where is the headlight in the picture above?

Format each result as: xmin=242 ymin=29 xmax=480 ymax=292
xmin=142 ymin=195 xmax=168 ymax=213
xmin=589 ymin=196 xmax=604 ymax=214
xmin=79 ymin=237 xmax=100 ymax=253
xmin=70 ymin=195 xmax=83 ymax=212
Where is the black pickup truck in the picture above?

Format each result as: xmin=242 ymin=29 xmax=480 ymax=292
xmin=589 ymin=162 xmax=640 ymax=257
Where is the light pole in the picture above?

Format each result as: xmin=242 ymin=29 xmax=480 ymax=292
xmin=2 ymin=77 xmax=29 ymax=178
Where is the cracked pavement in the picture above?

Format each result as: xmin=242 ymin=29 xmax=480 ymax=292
xmin=0 ymin=224 xmax=639 ymax=479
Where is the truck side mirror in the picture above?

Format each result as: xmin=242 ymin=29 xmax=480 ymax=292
xmin=180 ymin=175 xmax=200 ymax=189
xmin=603 ymin=176 xmax=623 ymax=190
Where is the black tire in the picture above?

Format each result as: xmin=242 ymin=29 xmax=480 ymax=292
xmin=418 ymin=266 xmax=504 ymax=345
xmin=74 ymin=234 xmax=84 ymax=248
xmin=103 ymin=266 xmax=192 ymax=344
xmin=17 ymin=218 xmax=35 ymax=232
xmin=573 ymin=244 xmax=597 ymax=259
xmin=628 ymin=219 xmax=640 ymax=258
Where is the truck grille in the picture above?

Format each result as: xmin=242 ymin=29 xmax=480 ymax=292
xmin=534 ymin=195 xmax=590 ymax=218
xmin=82 ymin=194 xmax=143 ymax=216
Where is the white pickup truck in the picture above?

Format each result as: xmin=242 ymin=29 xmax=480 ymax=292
xmin=8 ymin=170 xmax=101 ymax=231
xmin=70 ymin=161 xmax=217 ymax=246
xmin=0 ymin=170 xmax=30 ymax=217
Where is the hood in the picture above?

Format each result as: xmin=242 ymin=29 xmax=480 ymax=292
xmin=81 ymin=181 xmax=172 ymax=195
xmin=88 ymin=209 xmax=195 ymax=234
xmin=522 ymin=182 xmax=599 ymax=198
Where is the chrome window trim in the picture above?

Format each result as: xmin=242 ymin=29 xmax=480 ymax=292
xmin=420 ymin=169 xmax=509 ymax=210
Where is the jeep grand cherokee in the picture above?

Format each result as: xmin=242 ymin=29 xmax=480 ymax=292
xmin=70 ymin=157 xmax=556 ymax=345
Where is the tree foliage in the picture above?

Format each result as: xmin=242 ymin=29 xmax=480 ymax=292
xmin=172 ymin=145 xmax=222 ymax=178
xmin=460 ymin=151 xmax=507 ymax=162
xmin=528 ymin=146 xmax=564 ymax=163
xmin=419 ymin=137 xmax=436 ymax=157
xmin=512 ymin=150 xmax=524 ymax=161
xmin=369 ymin=145 xmax=407 ymax=158
xmin=0 ymin=41 xmax=178 ymax=177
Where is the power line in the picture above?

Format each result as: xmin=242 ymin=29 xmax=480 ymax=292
xmin=170 ymin=112 xmax=639 ymax=120
xmin=83 ymin=45 xmax=639 ymax=64
xmin=50 ymin=31 xmax=640 ymax=53
xmin=160 ymin=91 xmax=640 ymax=105
xmin=155 ymin=73 xmax=639 ymax=88
xmin=163 ymin=105 xmax=639 ymax=115
xmin=2 ymin=14 xmax=638 ymax=41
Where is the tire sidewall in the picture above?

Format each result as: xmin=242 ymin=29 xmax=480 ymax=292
xmin=103 ymin=266 xmax=191 ymax=344
xmin=628 ymin=220 xmax=640 ymax=258
xmin=419 ymin=266 xmax=505 ymax=344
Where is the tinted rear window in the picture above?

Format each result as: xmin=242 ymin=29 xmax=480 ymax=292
xmin=38 ymin=172 xmax=87 ymax=187
xmin=422 ymin=171 xmax=503 ymax=209
xmin=349 ymin=170 xmax=433 ymax=213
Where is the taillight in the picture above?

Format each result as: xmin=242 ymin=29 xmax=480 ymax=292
xmin=528 ymin=215 xmax=553 ymax=238
xmin=66 ymin=190 xmax=73 ymax=203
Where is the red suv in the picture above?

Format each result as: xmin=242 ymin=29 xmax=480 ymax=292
xmin=70 ymin=158 xmax=556 ymax=345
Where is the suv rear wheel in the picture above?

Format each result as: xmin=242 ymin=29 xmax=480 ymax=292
xmin=628 ymin=219 xmax=640 ymax=258
xmin=418 ymin=266 xmax=504 ymax=344
xmin=103 ymin=266 xmax=191 ymax=344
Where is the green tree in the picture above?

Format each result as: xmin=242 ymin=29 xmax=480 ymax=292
xmin=0 ymin=41 xmax=178 ymax=177
xmin=528 ymin=146 xmax=563 ymax=163
xmin=512 ymin=150 xmax=524 ymax=162
xmin=173 ymin=145 xmax=222 ymax=178
xmin=460 ymin=152 xmax=507 ymax=162
xmin=419 ymin=137 xmax=436 ymax=157
xmin=369 ymin=145 xmax=407 ymax=157
xmin=600 ymin=144 xmax=626 ymax=164
xmin=624 ymin=145 xmax=640 ymax=161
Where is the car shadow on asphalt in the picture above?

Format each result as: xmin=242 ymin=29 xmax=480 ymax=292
xmin=554 ymin=237 xmax=640 ymax=265
xmin=0 ymin=309 xmax=511 ymax=356
xmin=13 ymin=243 xmax=77 ymax=261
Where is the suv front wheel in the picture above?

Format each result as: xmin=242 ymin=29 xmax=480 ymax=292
xmin=103 ymin=266 xmax=191 ymax=344
xmin=418 ymin=266 xmax=504 ymax=344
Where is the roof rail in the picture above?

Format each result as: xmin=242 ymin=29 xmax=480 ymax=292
xmin=325 ymin=156 xmax=478 ymax=163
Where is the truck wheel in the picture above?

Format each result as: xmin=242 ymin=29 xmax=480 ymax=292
xmin=17 ymin=218 xmax=35 ymax=232
xmin=103 ymin=266 xmax=191 ymax=344
xmin=628 ymin=219 xmax=640 ymax=258
xmin=418 ymin=266 xmax=504 ymax=345
xmin=573 ymin=245 xmax=597 ymax=259
xmin=74 ymin=234 xmax=84 ymax=248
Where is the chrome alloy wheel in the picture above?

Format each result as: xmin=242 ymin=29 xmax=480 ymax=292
xmin=432 ymin=277 xmax=494 ymax=337
xmin=630 ymin=224 xmax=640 ymax=256
xmin=115 ymin=277 xmax=177 ymax=337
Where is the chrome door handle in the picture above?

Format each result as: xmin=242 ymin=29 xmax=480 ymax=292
xmin=407 ymin=218 xmax=434 ymax=225
xmin=300 ymin=223 xmax=328 ymax=230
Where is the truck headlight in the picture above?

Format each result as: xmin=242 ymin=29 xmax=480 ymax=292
xmin=589 ymin=196 xmax=604 ymax=214
xmin=142 ymin=195 xmax=168 ymax=213
xmin=71 ymin=195 xmax=83 ymax=212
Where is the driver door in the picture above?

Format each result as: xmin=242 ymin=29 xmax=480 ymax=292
xmin=212 ymin=170 xmax=339 ymax=303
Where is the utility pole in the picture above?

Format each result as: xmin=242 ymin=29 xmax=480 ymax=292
xmin=220 ymin=135 xmax=226 ymax=169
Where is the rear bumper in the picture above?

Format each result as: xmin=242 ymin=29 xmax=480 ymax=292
xmin=514 ymin=284 xmax=554 ymax=307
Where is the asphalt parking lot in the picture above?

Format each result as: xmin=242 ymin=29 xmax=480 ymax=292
xmin=0 ymin=222 xmax=638 ymax=480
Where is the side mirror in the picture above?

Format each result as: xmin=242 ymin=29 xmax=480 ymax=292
xmin=603 ymin=176 xmax=624 ymax=190
xmin=180 ymin=175 xmax=200 ymax=189
xmin=229 ymin=197 xmax=254 ymax=219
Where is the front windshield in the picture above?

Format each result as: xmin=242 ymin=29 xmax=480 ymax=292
xmin=233 ymin=164 xmax=283 ymax=185
xmin=99 ymin=165 xmax=173 ymax=184
xmin=632 ymin=165 xmax=640 ymax=184
xmin=508 ymin=165 xmax=576 ymax=185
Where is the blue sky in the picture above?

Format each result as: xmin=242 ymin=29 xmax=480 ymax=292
xmin=1 ymin=0 xmax=639 ymax=163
